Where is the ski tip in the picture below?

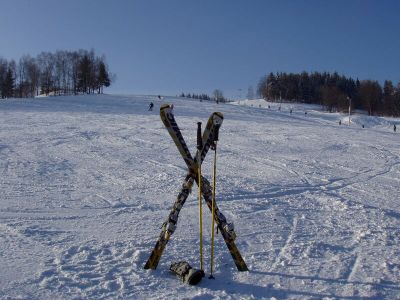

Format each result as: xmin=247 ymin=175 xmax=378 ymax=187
xmin=213 ymin=112 xmax=224 ymax=118
xmin=160 ymin=104 xmax=170 ymax=111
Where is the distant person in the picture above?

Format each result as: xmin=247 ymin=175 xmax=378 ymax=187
xmin=290 ymin=109 xmax=292 ymax=114
xmin=148 ymin=102 xmax=154 ymax=111
xmin=394 ymin=124 xmax=397 ymax=132
xmin=158 ymin=95 xmax=162 ymax=100
xmin=339 ymin=120 xmax=342 ymax=125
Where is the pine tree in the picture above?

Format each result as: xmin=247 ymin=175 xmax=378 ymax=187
xmin=77 ymin=54 xmax=92 ymax=94
xmin=3 ymin=68 xmax=15 ymax=98
xmin=383 ymin=80 xmax=395 ymax=115
xmin=97 ymin=61 xmax=110 ymax=94
xmin=359 ymin=80 xmax=382 ymax=116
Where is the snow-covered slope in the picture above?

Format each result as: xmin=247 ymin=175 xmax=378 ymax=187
xmin=0 ymin=95 xmax=399 ymax=299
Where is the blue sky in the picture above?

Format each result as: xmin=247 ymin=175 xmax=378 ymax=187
xmin=0 ymin=0 xmax=399 ymax=98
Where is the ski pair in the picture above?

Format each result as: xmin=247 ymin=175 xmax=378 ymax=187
xmin=144 ymin=105 xmax=221 ymax=270
xmin=144 ymin=104 xmax=248 ymax=272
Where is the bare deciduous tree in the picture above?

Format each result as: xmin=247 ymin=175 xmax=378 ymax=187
xmin=0 ymin=49 xmax=113 ymax=98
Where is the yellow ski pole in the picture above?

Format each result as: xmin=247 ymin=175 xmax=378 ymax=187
xmin=209 ymin=143 xmax=217 ymax=279
xmin=209 ymin=126 xmax=219 ymax=279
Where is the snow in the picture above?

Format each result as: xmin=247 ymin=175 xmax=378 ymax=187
xmin=0 ymin=94 xmax=399 ymax=299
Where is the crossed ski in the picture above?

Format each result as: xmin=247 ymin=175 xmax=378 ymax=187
xmin=144 ymin=104 xmax=248 ymax=271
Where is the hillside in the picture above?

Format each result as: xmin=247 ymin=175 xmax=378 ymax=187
xmin=0 ymin=94 xmax=399 ymax=299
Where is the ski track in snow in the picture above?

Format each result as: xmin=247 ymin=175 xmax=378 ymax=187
xmin=0 ymin=94 xmax=399 ymax=299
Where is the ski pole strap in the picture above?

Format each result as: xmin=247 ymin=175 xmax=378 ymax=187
xmin=197 ymin=122 xmax=202 ymax=150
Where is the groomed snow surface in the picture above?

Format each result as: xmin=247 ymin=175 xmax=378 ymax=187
xmin=0 ymin=95 xmax=399 ymax=299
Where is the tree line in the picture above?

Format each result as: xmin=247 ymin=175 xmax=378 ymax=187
xmin=179 ymin=89 xmax=229 ymax=103
xmin=179 ymin=92 xmax=212 ymax=101
xmin=258 ymin=72 xmax=400 ymax=116
xmin=0 ymin=49 xmax=112 ymax=99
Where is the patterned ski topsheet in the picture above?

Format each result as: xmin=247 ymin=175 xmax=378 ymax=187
xmin=144 ymin=106 xmax=218 ymax=270
xmin=159 ymin=105 xmax=247 ymax=271
xmin=159 ymin=104 xmax=222 ymax=172
xmin=144 ymin=175 xmax=194 ymax=270
xmin=144 ymin=104 xmax=248 ymax=271
xmin=200 ymin=176 xmax=248 ymax=271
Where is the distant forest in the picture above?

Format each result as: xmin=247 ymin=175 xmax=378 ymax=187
xmin=179 ymin=89 xmax=228 ymax=103
xmin=258 ymin=72 xmax=400 ymax=117
xmin=0 ymin=49 xmax=112 ymax=99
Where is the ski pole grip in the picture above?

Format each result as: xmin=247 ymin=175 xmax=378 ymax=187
xmin=197 ymin=122 xmax=202 ymax=150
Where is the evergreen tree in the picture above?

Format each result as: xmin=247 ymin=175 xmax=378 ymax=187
xmin=0 ymin=58 xmax=7 ymax=98
xmin=358 ymin=80 xmax=382 ymax=116
xmin=3 ymin=68 xmax=15 ymax=98
xmin=77 ymin=53 xmax=92 ymax=93
xmin=97 ymin=60 xmax=110 ymax=94
xmin=299 ymin=72 xmax=311 ymax=103
xmin=395 ymin=82 xmax=400 ymax=116
xmin=266 ymin=72 xmax=278 ymax=100
xmin=383 ymin=80 xmax=395 ymax=116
